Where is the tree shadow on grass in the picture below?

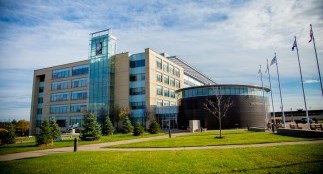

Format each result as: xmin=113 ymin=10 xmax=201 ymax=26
xmin=231 ymin=160 xmax=323 ymax=173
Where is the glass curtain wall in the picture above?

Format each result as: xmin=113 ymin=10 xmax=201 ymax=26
xmin=88 ymin=30 xmax=116 ymax=119
xmin=129 ymin=53 xmax=146 ymax=125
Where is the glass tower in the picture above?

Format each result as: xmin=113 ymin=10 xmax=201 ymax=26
xmin=88 ymin=29 xmax=116 ymax=119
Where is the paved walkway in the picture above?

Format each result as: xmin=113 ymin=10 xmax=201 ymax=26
xmin=1 ymin=133 xmax=323 ymax=162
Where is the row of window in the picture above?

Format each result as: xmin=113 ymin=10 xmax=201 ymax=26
xmin=156 ymin=72 xmax=180 ymax=88
xmin=157 ymin=100 xmax=176 ymax=107
xmin=156 ymin=86 xmax=176 ymax=98
xmin=130 ymin=59 xmax=145 ymax=68
xmin=130 ymin=101 xmax=146 ymax=110
xmin=51 ymin=78 xmax=87 ymax=91
xmin=130 ymin=87 xmax=145 ymax=95
xmin=47 ymin=116 xmax=84 ymax=127
xmin=156 ymin=57 xmax=180 ymax=77
xmin=50 ymin=103 xmax=87 ymax=114
xmin=180 ymin=87 xmax=265 ymax=98
xmin=130 ymin=73 xmax=145 ymax=81
xmin=52 ymin=65 xmax=89 ymax=79
xmin=50 ymin=90 xmax=87 ymax=102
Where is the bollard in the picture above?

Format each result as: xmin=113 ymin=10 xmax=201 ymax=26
xmin=169 ymin=129 xmax=171 ymax=138
xmin=201 ymin=128 xmax=203 ymax=132
xmin=74 ymin=138 xmax=78 ymax=152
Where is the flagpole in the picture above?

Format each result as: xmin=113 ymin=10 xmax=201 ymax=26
xmin=294 ymin=36 xmax=310 ymax=130
xmin=259 ymin=65 xmax=268 ymax=128
xmin=274 ymin=53 xmax=286 ymax=127
xmin=310 ymin=24 xmax=323 ymax=97
xmin=267 ymin=59 xmax=276 ymax=127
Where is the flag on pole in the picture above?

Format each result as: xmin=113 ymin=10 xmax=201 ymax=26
xmin=265 ymin=61 xmax=269 ymax=74
xmin=292 ymin=38 xmax=297 ymax=51
xmin=308 ymin=24 xmax=313 ymax=43
xmin=270 ymin=56 xmax=276 ymax=66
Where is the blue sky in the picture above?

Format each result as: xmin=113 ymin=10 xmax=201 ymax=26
xmin=0 ymin=0 xmax=322 ymax=121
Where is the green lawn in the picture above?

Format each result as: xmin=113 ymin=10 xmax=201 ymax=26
xmin=0 ymin=133 xmax=164 ymax=155
xmin=1 ymin=143 xmax=322 ymax=174
xmin=109 ymin=129 xmax=321 ymax=148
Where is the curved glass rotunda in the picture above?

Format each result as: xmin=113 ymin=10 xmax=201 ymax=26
xmin=176 ymin=84 xmax=271 ymax=130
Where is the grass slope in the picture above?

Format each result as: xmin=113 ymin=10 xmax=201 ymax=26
xmin=109 ymin=130 xmax=321 ymax=148
xmin=0 ymin=144 xmax=322 ymax=174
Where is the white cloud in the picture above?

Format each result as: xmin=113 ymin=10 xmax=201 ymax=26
xmin=0 ymin=0 xmax=322 ymax=120
xmin=304 ymin=79 xmax=320 ymax=84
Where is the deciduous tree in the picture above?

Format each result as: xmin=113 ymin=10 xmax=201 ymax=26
xmin=203 ymin=95 xmax=233 ymax=138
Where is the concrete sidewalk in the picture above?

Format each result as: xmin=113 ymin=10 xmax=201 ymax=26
xmin=0 ymin=132 xmax=189 ymax=162
xmin=1 ymin=133 xmax=323 ymax=162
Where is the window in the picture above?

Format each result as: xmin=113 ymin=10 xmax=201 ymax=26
xmin=157 ymin=100 xmax=163 ymax=107
xmin=156 ymin=86 xmax=163 ymax=96
xmin=156 ymin=57 xmax=162 ymax=69
xmin=175 ymin=80 xmax=180 ymax=88
xmin=164 ymin=88 xmax=169 ymax=97
xmin=164 ymin=75 xmax=169 ymax=84
xmin=163 ymin=100 xmax=170 ymax=106
xmin=163 ymin=62 xmax=169 ymax=72
xmin=130 ymin=59 xmax=145 ymax=68
xmin=38 ymin=97 xmax=43 ymax=104
xmin=156 ymin=72 xmax=162 ymax=82
xmin=71 ymin=90 xmax=87 ymax=100
xmin=174 ymin=68 xmax=180 ymax=77
xmin=170 ymin=101 xmax=176 ymax=106
xmin=51 ymin=92 xmax=69 ymax=102
xmin=72 ymin=78 xmax=87 ymax=88
xmin=52 ymin=68 xmax=70 ymax=79
xmin=130 ymin=102 xmax=146 ymax=109
xmin=130 ymin=73 xmax=145 ymax=81
xmin=37 ymin=108 xmax=42 ymax=114
xmin=130 ymin=87 xmax=145 ymax=95
xmin=72 ymin=65 xmax=88 ymax=76
xmin=50 ymin=105 xmax=68 ymax=114
xmin=170 ymin=90 xmax=175 ymax=98
xmin=71 ymin=116 xmax=84 ymax=127
xmin=169 ymin=65 xmax=174 ymax=75
xmin=170 ymin=78 xmax=175 ymax=86
xmin=71 ymin=103 xmax=87 ymax=113
xmin=52 ymin=81 xmax=69 ymax=90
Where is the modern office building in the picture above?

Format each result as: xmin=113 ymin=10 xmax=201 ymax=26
xmin=177 ymin=85 xmax=270 ymax=130
xmin=30 ymin=29 xmax=216 ymax=135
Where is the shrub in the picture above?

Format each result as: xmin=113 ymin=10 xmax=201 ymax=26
xmin=121 ymin=117 xmax=133 ymax=134
xmin=103 ymin=115 xmax=115 ymax=136
xmin=36 ymin=121 xmax=52 ymax=145
xmin=80 ymin=113 xmax=101 ymax=141
xmin=133 ymin=122 xmax=144 ymax=136
xmin=149 ymin=120 xmax=161 ymax=134
xmin=0 ymin=123 xmax=16 ymax=144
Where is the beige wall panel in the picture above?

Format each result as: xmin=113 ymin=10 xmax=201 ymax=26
xmin=114 ymin=53 xmax=130 ymax=108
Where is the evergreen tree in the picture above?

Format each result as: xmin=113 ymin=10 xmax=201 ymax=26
xmin=36 ymin=121 xmax=52 ymax=145
xmin=80 ymin=113 xmax=101 ymax=141
xmin=0 ymin=123 xmax=16 ymax=144
xmin=149 ymin=120 xmax=161 ymax=134
xmin=121 ymin=116 xmax=133 ymax=134
xmin=50 ymin=117 xmax=61 ymax=144
xmin=103 ymin=115 xmax=115 ymax=136
xmin=133 ymin=122 xmax=144 ymax=136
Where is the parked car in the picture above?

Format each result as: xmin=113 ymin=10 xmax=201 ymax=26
xmin=295 ymin=117 xmax=313 ymax=124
